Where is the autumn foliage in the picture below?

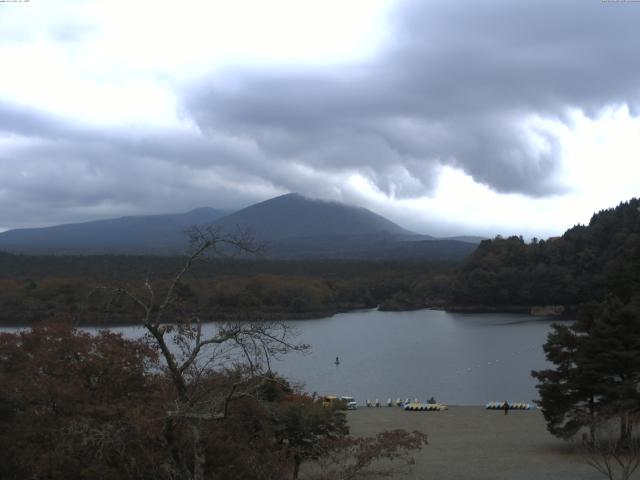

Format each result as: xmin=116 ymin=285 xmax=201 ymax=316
xmin=0 ymin=322 xmax=426 ymax=480
xmin=0 ymin=321 xmax=165 ymax=479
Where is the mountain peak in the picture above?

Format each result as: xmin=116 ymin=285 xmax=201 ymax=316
xmin=213 ymin=193 xmax=414 ymax=241
xmin=0 ymin=194 xmax=479 ymax=260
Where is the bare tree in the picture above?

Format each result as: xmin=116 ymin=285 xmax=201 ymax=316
xmin=104 ymin=225 xmax=308 ymax=480
xmin=303 ymin=430 xmax=428 ymax=480
xmin=581 ymin=415 xmax=640 ymax=480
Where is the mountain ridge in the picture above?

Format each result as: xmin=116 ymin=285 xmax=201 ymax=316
xmin=0 ymin=207 xmax=228 ymax=252
xmin=0 ymin=193 xmax=478 ymax=260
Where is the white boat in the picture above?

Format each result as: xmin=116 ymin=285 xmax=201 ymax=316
xmin=340 ymin=396 xmax=358 ymax=410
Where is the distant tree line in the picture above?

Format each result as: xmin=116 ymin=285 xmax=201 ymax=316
xmin=0 ymin=255 xmax=455 ymax=326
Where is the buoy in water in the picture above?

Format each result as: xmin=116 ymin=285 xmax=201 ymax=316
xmin=335 ymin=356 xmax=340 ymax=365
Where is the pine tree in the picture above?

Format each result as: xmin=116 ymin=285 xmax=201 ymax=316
xmin=532 ymin=298 xmax=640 ymax=444
xmin=532 ymin=322 xmax=602 ymax=442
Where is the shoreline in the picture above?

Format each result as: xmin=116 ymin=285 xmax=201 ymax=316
xmin=444 ymin=304 xmax=576 ymax=317
xmin=0 ymin=306 xmax=376 ymax=329
xmin=0 ymin=304 xmax=572 ymax=329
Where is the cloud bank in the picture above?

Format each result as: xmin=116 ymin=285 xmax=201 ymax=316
xmin=185 ymin=0 xmax=640 ymax=198
xmin=1 ymin=0 xmax=639 ymax=234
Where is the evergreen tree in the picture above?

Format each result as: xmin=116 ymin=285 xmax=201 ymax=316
xmin=532 ymin=322 xmax=603 ymax=442
xmin=453 ymin=197 xmax=640 ymax=308
xmin=533 ymin=298 xmax=640 ymax=444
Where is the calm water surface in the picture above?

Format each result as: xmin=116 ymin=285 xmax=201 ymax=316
xmin=2 ymin=309 xmax=567 ymax=405
xmin=273 ymin=308 xmax=566 ymax=406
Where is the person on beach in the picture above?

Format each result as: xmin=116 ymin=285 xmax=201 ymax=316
xmin=503 ymin=400 xmax=509 ymax=415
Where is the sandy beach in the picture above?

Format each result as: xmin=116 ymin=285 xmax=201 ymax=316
xmin=346 ymin=406 xmax=626 ymax=480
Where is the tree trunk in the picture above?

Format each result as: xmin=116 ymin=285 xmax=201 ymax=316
xmin=191 ymin=422 xmax=206 ymax=480
xmin=163 ymin=417 xmax=191 ymax=480
xmin=589 ymin=397 xmax=596 ymax=445
xmin=292 ymin=454 xmax=301 ymax=480
xmin=620 ymin=413 xmax=631 ymax=449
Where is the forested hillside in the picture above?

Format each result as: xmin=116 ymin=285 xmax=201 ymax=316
xmin=451 ymin=198 xmax=640 ymax=309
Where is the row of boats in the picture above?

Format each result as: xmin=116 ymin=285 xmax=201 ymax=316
xmin=364 ymin=397 xmax=439 ymax=408
xmin=327 ymin=396 xmax=532 ymax=411
xmin=485 ymin=401 xmax=532 ymax=410
xmin=404 ymin=402 xmax=448 ymax=411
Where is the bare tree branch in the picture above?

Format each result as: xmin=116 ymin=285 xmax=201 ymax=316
xmin=96 ymin=224 xmax=308 ymax=479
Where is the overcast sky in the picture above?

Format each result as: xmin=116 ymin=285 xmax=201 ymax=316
xmin=1 ymin=0 xmax=639 ymax=238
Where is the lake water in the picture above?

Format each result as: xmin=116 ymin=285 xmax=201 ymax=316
xmin=274 ymin=308 xmax=566 ymax=406
xmin=2 ymin=308 xmax=567 ymax=406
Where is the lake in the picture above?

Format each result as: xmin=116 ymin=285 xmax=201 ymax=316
xmin=273 ymin=308 xmax=566 ymax=406
xmin=1 ymin=308 xmax=567 ymax=406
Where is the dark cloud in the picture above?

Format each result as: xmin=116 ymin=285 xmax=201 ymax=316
xmin=0 ymin=102 xmax=282 ymax=229
xmin=3 ymin=0 xmax=640 ymax=231
xmin=185 ymin=0 xmax=640 ymax=197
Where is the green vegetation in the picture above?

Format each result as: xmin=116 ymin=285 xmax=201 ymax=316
xmin=533 ymin=298 xmax=640 ymax=443
xmin=451 ymin=198 xmax=640 ymax=311
xmin=521 ymin=199 xmax=640 ymax=478
xmin=0 ymin=253 xmax=456 ymax=326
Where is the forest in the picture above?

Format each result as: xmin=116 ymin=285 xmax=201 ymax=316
xmin=451 ymin=198 xmax=640 ymax=313
xmin=0 ymin=253 xmax=456 ymax=326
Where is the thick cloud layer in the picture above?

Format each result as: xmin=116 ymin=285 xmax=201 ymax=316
xmin=1 ymin=0 xmax=640 ymax=231
xmin=186 ymin=0 xmax=640 ymax=197
xmin=0 ymin=103 xmax=283 ymax=228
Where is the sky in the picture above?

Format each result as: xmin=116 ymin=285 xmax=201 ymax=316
xmin=1 ymin=0 xmax=639 ymax=238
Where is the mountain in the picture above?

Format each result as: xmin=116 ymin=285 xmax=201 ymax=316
xmin=0 ymin=207 xmax=228 ymax=254
xmin=443 ymin=235 xmax=487 ymax=244
xmin=212 ymin=193 xmax=415 ymax=240
xmin=0 ymin=193 xmax=477 ymax=260
xmin=208 ymin=194 xmax=475 ymax=260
